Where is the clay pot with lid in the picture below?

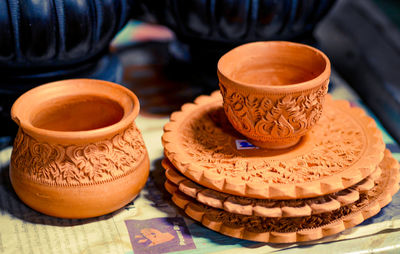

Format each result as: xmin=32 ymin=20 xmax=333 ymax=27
xmin=218 ymin=41 xmax=331 ymax=149
xmin=10 ymin=79 xmax=149 ymax=218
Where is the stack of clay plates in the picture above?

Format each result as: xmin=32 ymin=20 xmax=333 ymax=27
xmin=161 ymin=92 xmax=400 ymax=243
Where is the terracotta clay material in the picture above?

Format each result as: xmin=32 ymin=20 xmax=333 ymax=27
xmin=162 ymin=158 xmax=382 ymax=217
xmin=162 ymin=92 xmax=384 ymax=199
xmin=165 ymin=149 xmax=400 ymax=243
xmin=217 ymin=41 xmax=331 ymax=149
xmin=10 ymin=79 xmax=149 ymax=218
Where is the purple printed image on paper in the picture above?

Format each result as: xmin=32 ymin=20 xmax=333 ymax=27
xmin=125 ymin=217 xmax=196 ymax=254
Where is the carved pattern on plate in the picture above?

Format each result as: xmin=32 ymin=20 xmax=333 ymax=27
xmin=11 ymin=123 xmax=146 ymax=185
xmin=163 ymin=158 xmax=382 ymax=217
xmin=181 ymin=101 xmax=363 ymax=184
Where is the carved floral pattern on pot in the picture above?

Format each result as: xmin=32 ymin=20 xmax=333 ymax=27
xmin=219 ymin=82 xmax=328 ymax=140
xmin=11 ymin=123 xmax=146 ymax=185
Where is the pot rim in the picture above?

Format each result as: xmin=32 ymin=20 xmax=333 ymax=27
xmin=217 ymin=41 xmax=331 ymax=93
xmin=11 ymin=79 xmax=140 ymax=144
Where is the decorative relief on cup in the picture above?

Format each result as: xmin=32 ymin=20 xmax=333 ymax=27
xmin=219 ymin=83 xmax=328 ymax=140
xmin=11 ymin=124 xmax=146 ymax=185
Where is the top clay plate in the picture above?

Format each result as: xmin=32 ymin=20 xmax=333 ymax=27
xmin=162 ymin=92 xmax=385 ymax=199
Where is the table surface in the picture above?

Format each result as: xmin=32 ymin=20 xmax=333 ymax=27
xmin=1 ymin=3 xmax=400 ymax=253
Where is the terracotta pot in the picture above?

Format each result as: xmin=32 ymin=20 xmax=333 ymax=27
xmin=217 ymin=41 xmax=331 ymax=149
xmin=10 ymin=79 xmax=149 ymax=218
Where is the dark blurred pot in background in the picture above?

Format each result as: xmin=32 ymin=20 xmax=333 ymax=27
xmin=131 ymin=0 xmax=336 ymax=62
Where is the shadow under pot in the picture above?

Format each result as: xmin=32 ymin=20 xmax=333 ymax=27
xmin=10 ymin=79 xmax=149 ymax=219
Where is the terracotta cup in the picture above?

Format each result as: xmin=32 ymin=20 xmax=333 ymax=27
xmin=10 ymin=79 xmax=149 ymax=218
xmin=217 ymin=41 xmax=331 ymax=149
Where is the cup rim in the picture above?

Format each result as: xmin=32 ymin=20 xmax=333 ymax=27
xmin=11 ymin=79 xmax=140 ymax=144
xmin=217 ymin=41 xmax=331 ymax=93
